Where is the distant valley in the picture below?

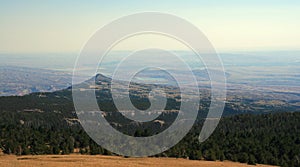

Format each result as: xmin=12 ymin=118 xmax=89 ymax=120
xmin=0 ymin=66 xmax=71 ymax=96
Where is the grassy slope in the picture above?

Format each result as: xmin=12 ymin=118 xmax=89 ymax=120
xmin=0 ymin=155 xmax=277 ymax=167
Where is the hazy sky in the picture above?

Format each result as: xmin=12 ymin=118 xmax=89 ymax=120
xmin=0 ymin=0 xmax=300 ymax=53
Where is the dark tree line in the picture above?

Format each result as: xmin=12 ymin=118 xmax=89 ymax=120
xmin=0 ymin=85 xmax=299 ymax=166
xmin=1 ymin=110 xmax=299 ymax=167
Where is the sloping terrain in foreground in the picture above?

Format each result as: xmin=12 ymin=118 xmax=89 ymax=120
xmin=0 ymin=155 xmax=277 ymax=167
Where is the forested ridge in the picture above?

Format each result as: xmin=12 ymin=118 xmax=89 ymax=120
xmin=0 ymin=75 xmax=299 ymax=166
xmin=0 ymin=108 xmax=299 ymax=166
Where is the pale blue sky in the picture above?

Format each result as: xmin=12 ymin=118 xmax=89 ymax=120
xmin=0 ymin=0 xmax=300 ymax=53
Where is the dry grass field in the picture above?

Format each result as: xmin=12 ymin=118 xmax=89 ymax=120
xmin=0 ymin=155 xmax=277 ymax=167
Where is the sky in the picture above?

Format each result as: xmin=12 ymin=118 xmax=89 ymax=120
xmin=0 ymin=0 xmax=300 ymax=53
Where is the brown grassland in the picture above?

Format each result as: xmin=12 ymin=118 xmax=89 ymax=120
xmin=0 ymin=155 xmax=277 ymax=167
